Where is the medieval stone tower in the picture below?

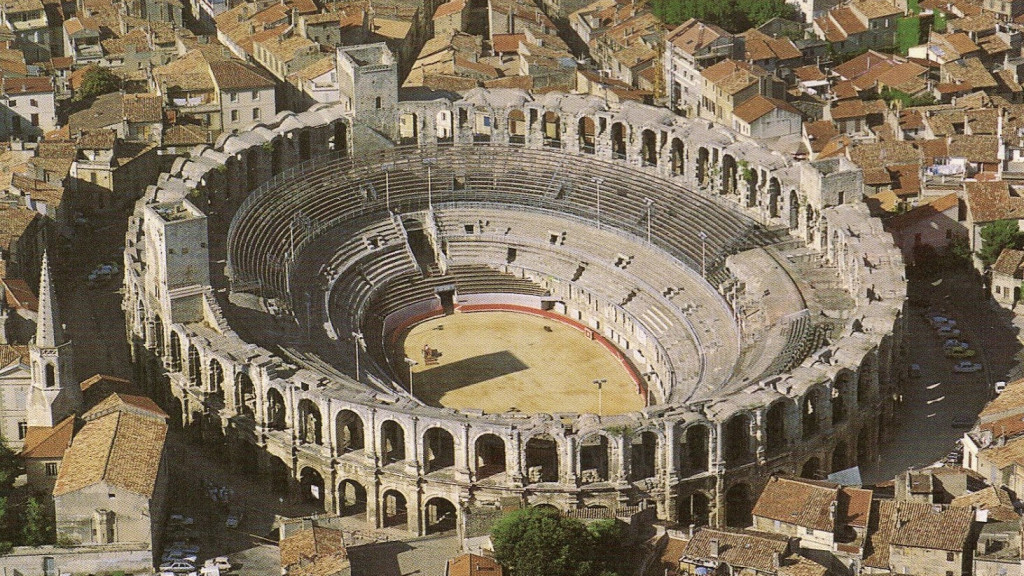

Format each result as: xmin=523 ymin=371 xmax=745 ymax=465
xmin=27 ymin=252 xmax=82 ymax=427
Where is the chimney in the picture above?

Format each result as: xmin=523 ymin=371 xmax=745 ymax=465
xmin=829 ymin=501 xmax=837 ymax=521
xmin=709 ymin=538 xmax=719 ymax=558
xmin=689 ymin=524 xmax=696 ymax=539
xmin=772 ymin=552 xmax=781 ymax=569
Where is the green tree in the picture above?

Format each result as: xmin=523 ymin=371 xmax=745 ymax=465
xmin=77 ymin=67 xmax=122 ymax=101
xmin=0 ymin=440 xmax=21 ymax=494
xmin=491 ymin=508 xmax=601 ymax=576
xmin=21 ymin=497 xmax=52 ymax=546
xmin=979 ymin=219 xmax=1024 ymax=268
xmin=588 ymin=519 xmax=628 ymax=575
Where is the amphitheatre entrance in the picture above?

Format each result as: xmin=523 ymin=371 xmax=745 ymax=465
xmin=396 ymin=310 xmax=644 ymax=415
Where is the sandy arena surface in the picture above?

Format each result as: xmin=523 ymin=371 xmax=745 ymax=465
xmin=398 ymin=311 xmax=644 ymax=415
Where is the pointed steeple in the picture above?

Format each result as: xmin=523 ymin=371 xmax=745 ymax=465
xmin=35 ymin=251 xmax=63 ymax=348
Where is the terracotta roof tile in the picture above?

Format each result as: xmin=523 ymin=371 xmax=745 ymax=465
xmin=753 ymin=476 xmax=839 ymax=532
xmin=20 ymin=415 xmax=74 ymax=459
xmin=280 ymin=524 xmax=349 ymax=574
xmin=681 ymin=527 xmax=790 ymax=572
xmin=966 ymin=181 xmax=1024 ymax=222
xmin=733 ymin=95 xmax=801 ymax=123
xmin=0 ymin=343 xmax=29 ymax=368
xmin=209 ymin=59 xmax=275 ymax=90
xmin=82 ymin=391 xmax=167 ymax=421
xmin=885 ymin=192 xmax=958 ymax=232
xmin=666 ymin=18 xmax=731 ymax=54
xmin=122 ymin=93 xmax=162 ymax=123
xmin=889 ymin=502 xmax=974 ymax=551
xmin=446 ymin=553 xmax=504 ymax=576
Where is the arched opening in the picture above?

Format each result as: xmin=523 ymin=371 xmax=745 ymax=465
xmin=611 ymin=122 xmax=626 ymax=159
xmin=336 ymin=410 xmax=365 ymax=453
xmin=525 ymin=434 xmax=559 ymax=483
xmin=542 ymin=111 xmax=560 ymax=147
xmin=266 ymin=388 xmax=286 ymax=430
xmin=381 ymin=420 xmax=406 ymax=465
xmin=235 ymin=372 xmax=255 ymax=417
xmin=765 ymin=402 xmax=786 ymax=456
xmin=334 ymin=121 xmax=348 ymax=155
xmin=745 ymin=166 xmax=757 ymax=207
xmin=268 ymin=455 xmax=289 ymax=493
xmin=721 ymin=154 xmax=737 ymax=194
xmin=630 ymin=431 xmax=657 ymax=480
xmin=858 ymin=357 xmax=875 ymax=405
xmin=154 ymin=315 xmax=165 ymax=357
xmin=300 ymin=467 xmax=325 ymax=508
xmin=298 ymin=131 xmax=311 ymax=161
xmin=169 ymin=332 xmax=182 ymax=372
xmin=532 ymin=503 xmax=560 ymax=514
xmin=801 ymin=457 xmax=821 ymax=479
xmin=338 ymin=479 xmax=367 ymax=516
xmin=578 ymin=116 xmax=595 ymax=153
xmin=802 ymin=390 xmax=820 ymax=439
xmin=724 ymin=413 xmax=752 ymax=465
xmin=684 ymin=425 xmax=709 ymax=473
xmin=678 ymin=492 xmax=710 ymax=527
xmin=475 ymin=434 xmax=506 ymax=480
xmin=508 ymin=110 xmax=526 ymax=144
xmin=436 ymin=111 xmax=453 ymax=143
xmin=671 ymin=138 xmax=685 ymax=175
xmin=382 ymin=490 xmax=408 ymax=529
xmin=399 ymin=112 xmax=418 ymax=145
xmin=208 ymin=359 xmax=224 ymax=394
xmin=832 ymin=441 xmax=848 ymax=472
xmin=768 ymin=178 xmax=781 ymax=218
xmin=725 ymin=484 xmax=752 ymax=527
xmin=696 ymin=147 xmax=709 ymax=185
xmin=833 ymin=377 xmax=849 ymax=425
xmin=423 ymin=427 xmax=456 ymax=473
xmin=425 ymin=497 xmax=457 ymax=534
xmin=789 ymin=190 xmax=799 ymax=230
xmin=580 ymin=434 xmax=610 ymax=483
xmin=188 ymin=345 xmax=201 ymax=387
xmin=44 ymin=363 xmax=55 ymax=388
xmin=297 ymin=399 xmax=322 ymax=445
xmin=640 ymin=129 xmax=657 ymax=166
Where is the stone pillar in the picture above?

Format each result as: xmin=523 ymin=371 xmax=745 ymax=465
xmin=563 ymin=435 xmax=578 ymax=486
xmin=712 ymin=421 xmax=723 ymax=472
xmin=408 ymin=416 xmax=421 ymax=476
xmin=367 ymin=408 xmax=378 ymax=466
xmin=510 ymin=428 xmax=524 ymax=486
xmin=755 ymin=409 xmax=766 ymax=465
xmin=326 ymin=398 xmax=335 ymax=457
xmin=664 ymin=424 xmax=678 ymax=483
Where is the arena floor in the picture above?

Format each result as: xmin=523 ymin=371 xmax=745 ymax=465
xmin=398 ymin=311 xmax=644 ymax=415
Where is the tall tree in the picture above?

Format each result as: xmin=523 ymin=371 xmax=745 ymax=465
xmin=77 ymin=67 xmax=122 ymax=101
xmin=21 ymin=497 xmax=52 ymax=546
xmin=0 ymin=440 xmax=21 ymax=494
xmin=491 ymin=507 xmax=599 ymax=576
xmin=979 ymin=219 xmax=1024 ymax=267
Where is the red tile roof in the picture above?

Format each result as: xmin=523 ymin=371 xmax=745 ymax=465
xmin=21 ymin=415 xmax=75 ymax=459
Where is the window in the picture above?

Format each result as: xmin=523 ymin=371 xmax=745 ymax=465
xmin=229 ymin=92 xmax=238 ymax=103
xmin=18 ymin=421 xmax=27 ymax=439
xmin=375 ymin=96 xmax=382 ymax=109
xmin=45 ymin=462 xmax=58 ymax=476
xmin=251 ymin=89 xmax=259 ymax=100
xmin=90 ymin=172 xmax=97 ymax=185
xmin=230 ymin=110 xmax=238 ymax=122
xmin=29 ymin=98 xmax=36 ymax=107
xmin=8 ymin=99 xmax=14 ymax=107
xmin=805 ymin=527 xmax=813 ymax=535
xmin=252 ymin=108 xmax=260 ymax=121
xmin=31 ymin=113 xmax=38 ymax=126
xmin=947 ymin=552 xmax=955 ymax=562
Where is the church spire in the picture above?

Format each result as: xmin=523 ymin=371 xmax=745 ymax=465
xmin=35 ymin=251 xmax=63 ymax=348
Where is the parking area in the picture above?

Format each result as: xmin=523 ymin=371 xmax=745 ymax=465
xmin=863 ymin=268 xmax=1023 ymax=483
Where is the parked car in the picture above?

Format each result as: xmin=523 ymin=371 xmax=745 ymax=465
xmin=942 ymin=339 xmax=969 ymax=350
xmin=169 ymin=514 xmax=194 ymax=526
xmin=953 ymin=361 xmax=983 ymax=373
xmin=159 ymin=560 xmax=196 ymax=574
xmin=995 ymin=381 xmax=1007 ymax=394
xmin=937 ymin=326 xmax=962 ymax=338
xmin=945 ymin=347 xmax=976 ymax=358
xmin=910 ymin=363 xmax=922 ymax=378
xmin=225 ymin=509 xmax=242 ymax=528
xmin=206 ymin=557 xmax=232 ymax=571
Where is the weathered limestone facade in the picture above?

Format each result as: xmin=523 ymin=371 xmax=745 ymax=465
xmin=122 ymin=87 xmax=906 ymax=536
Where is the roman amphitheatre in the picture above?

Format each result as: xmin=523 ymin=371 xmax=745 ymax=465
xmin=123 ymin=47 xmax=905 ymax=535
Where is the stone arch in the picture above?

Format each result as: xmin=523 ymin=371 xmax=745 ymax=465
xmin=381 ymin=420 xmax=406 ymax=465
xmin=44 ymin=363 xmax=55 ymax=388
xmin=268 ymin=454 xmax=289 ymax=493
xmin=640 ymin=129 xmax=657 ymax=166
xmin=721 ymin=154 xmax=738 ymax=194
xmin=235 ymin=372 xmax=255 ymax=417
xmin=208 ymin=358 xmax=224 ymax=394
xmin=683 ymin=424 xmax=709 ymax=474
xmin=335 ymin=409 xmax=365 ymax=453
xmin=474 ymin=433 xmax=506 ymax=480
xmin=697 ymin=147 xmax=709 ymax=185
xmin=333 ymin=121 xmax=348 ymax=155
xmin=299 ymin=466 xmax=325 ymax=508
xmin=744 ymin=165 xmax=757 ymax=207
xmin=678 ymin=491 xmax=711 ymax=527
xmin=578 ymin=116 xmax=596 ymax=153
xmin=338 ymin=479 xmax=367 ymax=516
xmin=382 ymin=489 xmax=408 ymax=529
xmin=832 ymin=440 xmax=848 ymax=472
xmin=266 ymin=387 xmax=286 ymax=430
xmin=436 ymin=110 xmax=453 ymax=142
xmin=424 ymin=496 xmax=457 ymax=534
xmin=630 ymin=430 xmax=658 ymax=480
xmin=399 ymin=112 xmax=418 ymax=145
xmin=542 ymin=111 xmax=560 ymax=146
xmin=525 ymin=433 xmax=559 ymax=483
xmin=802 ymin=389 xmax=821 ymax=439
xmin=765 ymin=401 xmax=787 ymax=456
xmin=169 ymin=331 xmax=182 ymax=371
xmin=723 ymin=413 xmax=753 ymax=466
xmin=297 ymin=398 xmax=323 ymax=445
xmin=801 ymin=456 xmax=821 ymax=479
xmin=188 ymin=344 xmax=202 ymax=387
xmin=833 ymin=371 xmax=854 ymax=425
xmin=671 ymin=138 xmax=685 ymax=176
xmin=423 ymin=427 xmax=456 ymax=473
xmin=789 ymin=190 xmax=799 ymax=229
xmin=768 ymin=178 xmax=781 ymax=218
xmin=611 ymin=122 xmax=627 ymax=159
xmin=508 ymin=109 xmax=526 ymax=143
xmin=725 ymin=483 xmax=752 ymax=527
xmin=858 ymin=353 xmax=877 ymax=405
xmin=153 ymin=315 xmax=165 ymax=357
xmin=579 ymin=433 xmax=611 ymax=483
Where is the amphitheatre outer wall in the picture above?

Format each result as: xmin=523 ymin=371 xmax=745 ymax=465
xmin=123 ymin=87 xmax=906 ymax=535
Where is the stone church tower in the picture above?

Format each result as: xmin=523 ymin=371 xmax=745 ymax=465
xmin=27 ymin=252 xmax=81 ymax=427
